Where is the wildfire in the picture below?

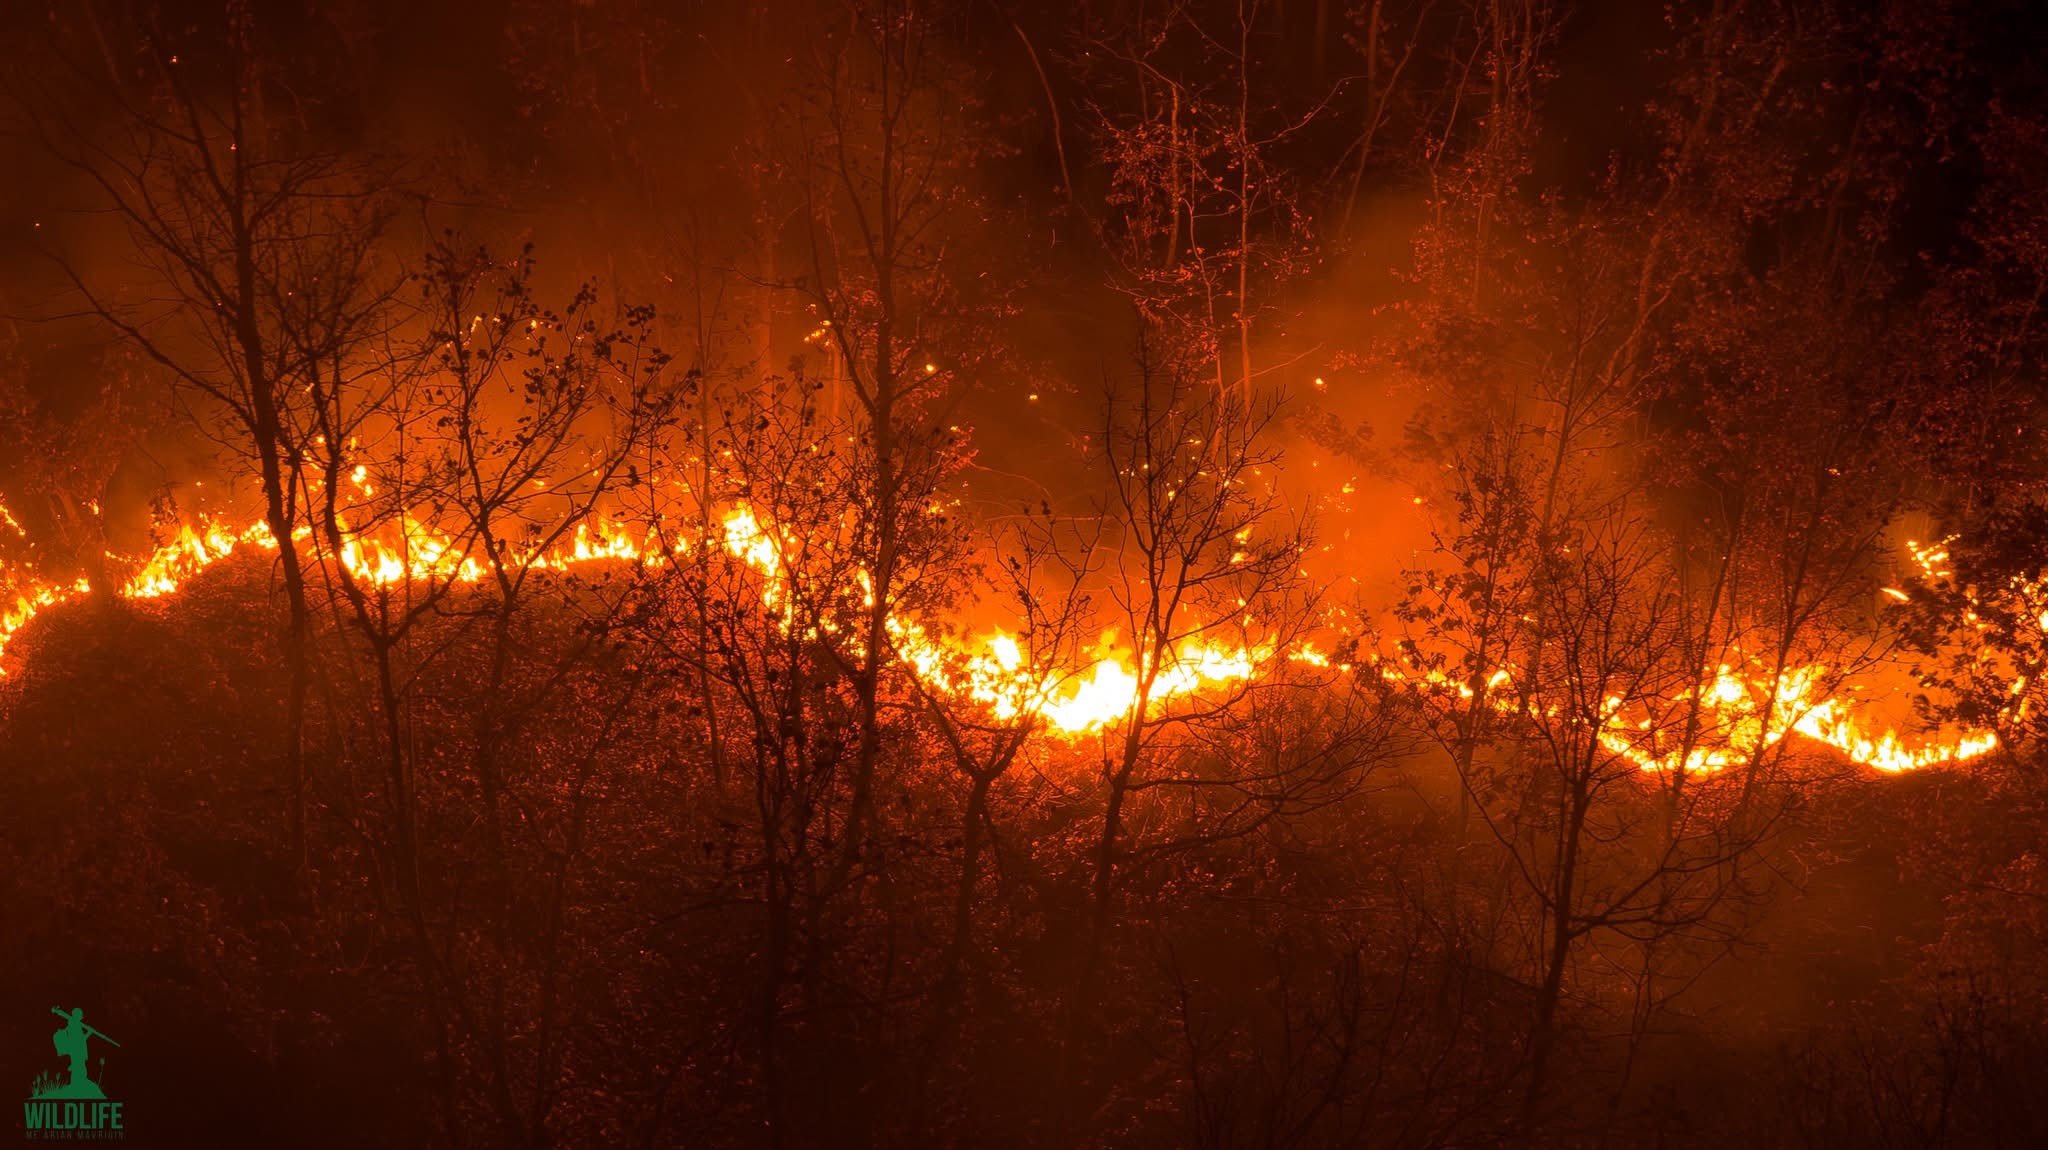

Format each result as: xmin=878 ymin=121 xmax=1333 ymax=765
xmin=122 ymin=522 xmax=276 ymax=598
xmin=893 ymin=619 xmax=1270 ymax=734
xmin=1585 ymin=662 xmax=2000 ymax=775
xmin=0 ymin=503 xmax=2015 ymax=770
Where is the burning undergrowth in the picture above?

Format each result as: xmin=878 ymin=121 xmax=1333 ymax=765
xmin=5 ymin=0 xmax=2048 ymax=1145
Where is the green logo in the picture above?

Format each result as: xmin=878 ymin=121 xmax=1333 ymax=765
xmin=22 ymin=1009 xmax=123 ymax=1141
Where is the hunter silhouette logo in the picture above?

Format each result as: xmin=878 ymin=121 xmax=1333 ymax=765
xmin=21 ymin=1008 xmax=123 ymax=1141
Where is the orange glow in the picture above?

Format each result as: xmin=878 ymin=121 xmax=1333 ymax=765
xmin=0 ymin=507 xmax=2014 ymax=770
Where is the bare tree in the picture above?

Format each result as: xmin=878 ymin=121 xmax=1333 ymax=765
xmin=1069 ymin=0 xmax=1321 ymax=398
xmin=20 ymin=6 xmax=404 ymax=863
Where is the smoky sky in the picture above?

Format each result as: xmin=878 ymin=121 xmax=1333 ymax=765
xmin=3 ymin=0 xmax=2046 ymax=590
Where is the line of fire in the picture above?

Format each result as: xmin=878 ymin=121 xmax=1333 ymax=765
xmin=1 ymin=1 xmax=2045 ymax=1146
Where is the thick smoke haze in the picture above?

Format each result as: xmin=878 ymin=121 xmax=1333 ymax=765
xmin=1 ymin=1 xmax=2047 ymax=1147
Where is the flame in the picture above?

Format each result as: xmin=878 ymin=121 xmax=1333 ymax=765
xmin=123 ymin=522 xmax=276 ymax=599
xmin=893 ymin=619 xmax=1269 ymax=734
xmin=1584 ymin=661 xmax=1998 ymax=775
xmin=0 ymin=502 xmax=2014 ymax=770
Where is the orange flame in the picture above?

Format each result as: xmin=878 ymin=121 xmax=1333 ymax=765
xmin=0 ymin=505 xmax=2015 ymax=769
